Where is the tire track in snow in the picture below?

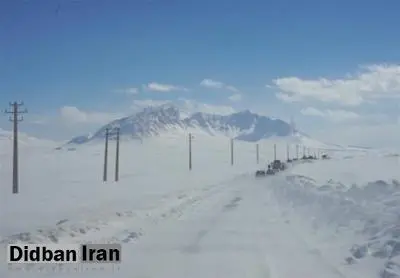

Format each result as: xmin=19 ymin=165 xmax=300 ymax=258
xmin=68 ymin=174 xmax=252 ymax=245
xmin=181 ymin=193 xmax=245 ymax=255
xmin=113 ymin=179 xmax=273 ymax=278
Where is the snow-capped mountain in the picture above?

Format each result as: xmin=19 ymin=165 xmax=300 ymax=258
xmin=67 ymin=105 xmax=297 ymax=144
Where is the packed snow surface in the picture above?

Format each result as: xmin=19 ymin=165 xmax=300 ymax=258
xmin=0 ymin=132 xmax=398 ymax=278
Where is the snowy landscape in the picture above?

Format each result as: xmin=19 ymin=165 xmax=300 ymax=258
xmin=0 ymin=105 xmax=399 ymax=277
xmin=4 ymin=0 xmax=400 ymax=276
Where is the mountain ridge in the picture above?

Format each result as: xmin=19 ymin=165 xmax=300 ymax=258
xmin=67 ymin=105 xmax=299 ymax=145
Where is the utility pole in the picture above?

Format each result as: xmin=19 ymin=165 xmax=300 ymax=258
xmin=4 ymin=102 xmax=27 ymax=194
xmin=230 ymin=138 xmax=234 ymax=165
xmin=103 ymin=128 xmax=109 ymax=182
xmin=274 ymin=144 xmax=277 ymax=161
xmin=115 ymin=128 xmax=120 ymax=182
xmin=286 ymin=144 xmax=290 ymax=161
xmin=256 ymin=143 xmax=259 ymax=164
xmin=188 ymin=133 xmax=193 ymax=171
xmin=303 ymin=146 xmax=306 ymax=158
xmin=296 ymin=144 xmax=299 ymax=159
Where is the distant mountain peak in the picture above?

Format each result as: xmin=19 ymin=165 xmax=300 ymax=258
xmin=67 ymin=105 xmax=299 ymax=145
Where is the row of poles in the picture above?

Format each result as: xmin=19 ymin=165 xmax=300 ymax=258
xmin=188 ymin=133 xmax=322 ymax=171
xmin=103 ymin=131 xmax=323 ymax=181
xmin=3 ymin=101 xmax=324 ymax=194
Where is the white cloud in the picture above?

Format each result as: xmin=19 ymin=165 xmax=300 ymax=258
xmin=178 ymin=99 xmax=236 ymax=115
xmin=200 ymin=79 xmax=224 ymax=89
xmin=300 ymin=107 xmax=325 ymax=117
xmin=115 ymin=87 xmax=139 ymax=95
xmin=226 ymin=86 xmax=240 ymax=93
xmin=271 ymin=64 xmax=400 ymax=106
xmin=200 ymin=78 xmax=240 ymax=93
xmin=275 ymin=92 xmax=301 ymax=102
xmin=228 ymin=94 xmax=242 ymax=102
xmin=60 ymin=106 xmax=123 ymax=125
xmin=301 ymin=107 xmax=360 ymax=122
xmin=131 ymin=98 xmax=235 ymax=116
xmin=325 ymin=110 xmax=360 ymax=122
xmin=143 ymin=82 xmax=188 ymax=92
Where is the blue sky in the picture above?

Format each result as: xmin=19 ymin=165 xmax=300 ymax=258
xmin=1 ymin=0 xmax=400 ymax=147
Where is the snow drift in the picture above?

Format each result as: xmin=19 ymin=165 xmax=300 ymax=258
xmin=267 ymin=154 xmax=400 ymax=278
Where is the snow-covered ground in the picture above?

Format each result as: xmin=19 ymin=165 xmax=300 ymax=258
xmin=0 ymin=133 xmax=264 ymax=237
xmin=277 ymin=154 xmax=400 ymax=278
xmin=1 ymin=132 xmax=399 ymax=277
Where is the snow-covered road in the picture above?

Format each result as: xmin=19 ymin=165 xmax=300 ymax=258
xmin=25 ymin=172 xmax=358 ymax=278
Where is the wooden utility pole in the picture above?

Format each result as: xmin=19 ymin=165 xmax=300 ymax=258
xmin=286 ymin=144 xmax=290 ymax=161
xmin=4 ymin=102 xmax=27 ymax=194
xmin=188 ymin=133 xmax=193 ymax=170
xmin=256 ymin=143 xmax=259 ymax=164
xmin=103 ymin=128 xmax=109 ymax=182
xmin=230 ymin=138 xmax=234 ymax=165
xmin=115 ymin=128 xmax=120 ymax=182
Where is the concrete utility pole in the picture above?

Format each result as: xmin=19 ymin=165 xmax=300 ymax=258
xmin=188 ymin=133 xmax=193 ymax=171
xmin=4 ymin=102 xmax=27 ymax=194
xmin=115 ymin=128 xmax=120 ymax=182
xmin=230 ymin=138 xmax=234 ymax=166
xmin=256 ymin=143 xmax=259 ymax=164
xmin=103 ymin=128 xmax=109 ymax=182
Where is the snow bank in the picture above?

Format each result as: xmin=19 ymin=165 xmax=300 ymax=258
xmin=269 ymin=154 xmax=400 ymax=278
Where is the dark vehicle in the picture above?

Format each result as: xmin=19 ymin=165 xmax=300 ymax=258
xmin=255 ymin=170 xmax=266 ymax=177
xmin=255 ymin=165 xmax=275 ymax=177
xmin=322 ymin=154 xmax=329 ymax=159
xmin=271 ymin=160 xmax=286 ymax=171
xmin=266 ymin=165 xmax=275 ymax=175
